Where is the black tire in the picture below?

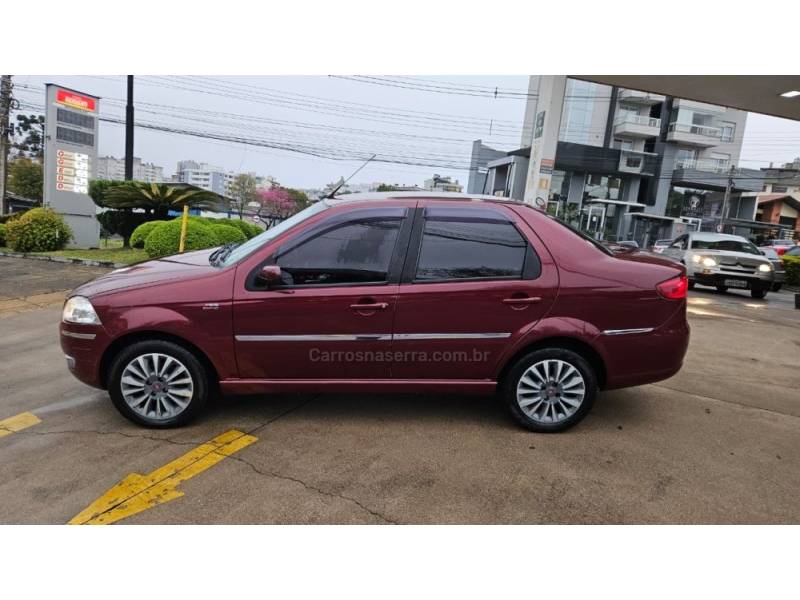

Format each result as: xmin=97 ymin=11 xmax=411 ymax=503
xmin=108 ymin=340 xmax=209 ymax=428
xmin=715 ymin=285 xmax=728 ymax=293
xmin=687 ymin=279 xmax=696 ymax=290
xmin=750 ymin=288 xmax=768 ymax=299
xmin=771 ymin=283 xmax=782 ymax=292
xmin=502 ymin=348 xmax=597 ymax=433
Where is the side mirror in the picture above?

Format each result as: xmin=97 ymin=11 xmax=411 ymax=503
xmin=257 ymin=265 xmax=282 ymax=285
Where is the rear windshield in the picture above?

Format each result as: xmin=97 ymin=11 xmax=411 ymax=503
xmin=691 ymin=238 xmax=760 ymax=255
xmin=543 ymin=213 xmax=612 ymax=256
xmin=761 ymin=248 xmax=779 ymax=259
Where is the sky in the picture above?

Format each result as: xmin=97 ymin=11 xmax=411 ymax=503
xmin=11 ymin=75 xmax=800 ymax=190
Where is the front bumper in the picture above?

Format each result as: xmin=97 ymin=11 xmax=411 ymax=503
xmin=687 ymin=264 xmax=773 ymax=291
xmin=60 ymin=323 xmax=110 ymax=389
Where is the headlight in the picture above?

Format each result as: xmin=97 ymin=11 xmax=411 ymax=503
xmin=701 ymin=257 xmax=717 ymax=267
xmin=758 ymin=263 xmax=772 ymax=273
xmin=691 ymin=255 xmax=702 ymax=263
xmin=62 ymin=296 xmax=101 ymax=325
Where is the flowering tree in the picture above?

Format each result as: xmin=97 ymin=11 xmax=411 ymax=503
xmin=258 ymin=187 xmax=298 ymax=227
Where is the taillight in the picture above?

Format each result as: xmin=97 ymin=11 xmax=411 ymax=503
xmin=656 ymin=274 xmax=688 ymax=300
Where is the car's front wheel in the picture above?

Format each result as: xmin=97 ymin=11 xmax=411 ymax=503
xmin=750 ymin=288 xmax=768 ymax=299
xmin=503 ymin=348 xmax=597 ymax=433
xmin=108 ymin=340 xmax=209 ymax=428
xmin=715 ymin=285 xmax=728 ymax=293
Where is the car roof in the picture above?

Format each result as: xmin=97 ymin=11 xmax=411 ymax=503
xmin=325 ymin=191 xmax=520 ymax=205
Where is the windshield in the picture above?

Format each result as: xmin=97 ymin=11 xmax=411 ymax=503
xmin=761 ymin=248 xmax=779 ymax=260
xmin=690 ymin=237 xmax=761 ymax=255
xmin=216 ymin=201 xmax=329 ymax=267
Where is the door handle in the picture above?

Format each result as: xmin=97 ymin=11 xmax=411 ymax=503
xmin=350 ymin=302 xmax=388 ymax=310
xmin=502 ymin=296 xmax=542 ymax=305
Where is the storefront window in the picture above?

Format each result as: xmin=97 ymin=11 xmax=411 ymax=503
xmin=583 ymin=174 xmax=622 ymax=201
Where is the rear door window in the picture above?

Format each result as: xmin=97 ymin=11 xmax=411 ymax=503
xmin=414 ymin=217 xmax=530 ymax=281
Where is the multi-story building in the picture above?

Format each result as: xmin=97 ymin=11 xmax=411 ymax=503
xmin=424 ymin=174 xmax=463 ymax=193
xmin=477 ymin=76 xmax=765 ymax=247
xmin=96 ymin=156 xmax=164 ymax=182
xmin=175 ymin=160 xmax=274 ymax=196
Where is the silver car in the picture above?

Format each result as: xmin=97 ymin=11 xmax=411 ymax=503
xmin=661 ymin=232 xmax=774 ymax=299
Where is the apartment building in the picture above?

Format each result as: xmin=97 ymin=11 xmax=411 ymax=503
xmin=424 ymin=174 xmax=463 ymax=193
xmin=175 ymin=160 xmax=275 ymax=196
xmin=477 ymin=76 xmax=764 ymax=247
xmin=96 ymin=156 xmax=164 ymax=182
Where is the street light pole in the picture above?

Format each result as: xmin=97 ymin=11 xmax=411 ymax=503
xmin=124 ymin=75 xmax=134 ymax=180
xmin=719 ymin=164 xmax=735 ymax=234
xmin=0 ymin=75 xmax=13 ymax=214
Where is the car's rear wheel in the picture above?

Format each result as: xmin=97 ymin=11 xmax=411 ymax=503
xmin=771 ymin=283 xmax=782 ymax=292
xmin=503 ymin=348 xmax=597 ymax=433
xmin=715 ymin=285 xmax=728 ymax=293
xmin=750 ymin=288 xmax=768 ymax=299
xmin=108 ymin=340 xmax=208 ymax=428
xmin=687 ymin=279 xmax=695 ymax=290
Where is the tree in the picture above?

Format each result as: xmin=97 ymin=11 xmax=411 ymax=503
xmin=228 ymin=174 xmax=259 ymax=220
xmin=89 ymin=180 xmax=151 ymax=247
xmin=377 ymin=183 xmax=400 ymax=192
xmin=285 ymin=187 xmax=311 ymax=210
xmin=13 ymin=114 xmax=45 ymax=159
xmin=257 ymin=187 xmax=297 ymax=228
xmin=7 ymin=158 xmax=43 ymax=202
xmin=101 ymin=182 xmax=225 ymax=220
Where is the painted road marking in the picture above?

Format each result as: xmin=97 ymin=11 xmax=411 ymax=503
xmin=0 ymin=412 xmax=41 ymax=437
xmin=68 ymin=429 xmax=257 ymax=525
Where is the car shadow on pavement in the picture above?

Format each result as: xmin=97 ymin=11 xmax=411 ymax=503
xmin=205 ymin=388 xmax=651 ymax=433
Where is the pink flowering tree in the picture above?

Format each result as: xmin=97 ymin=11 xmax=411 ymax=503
xmin=258 ymin=187 xmax=298 ymax=228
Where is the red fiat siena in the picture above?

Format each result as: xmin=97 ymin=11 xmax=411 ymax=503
xmin=60 ymin=192 xmax=689 ymax=432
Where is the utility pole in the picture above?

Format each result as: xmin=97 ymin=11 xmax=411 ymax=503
xmin=0 ymin=75 xmax=13 ymax=214
xmin=124 ymin=75 xmax=134 ymax=180
xmin=719 ymin=164 xmax=735 ymax=234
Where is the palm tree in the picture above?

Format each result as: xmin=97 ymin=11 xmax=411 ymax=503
xmin=102 ymin=182 xmax=227 ymax=219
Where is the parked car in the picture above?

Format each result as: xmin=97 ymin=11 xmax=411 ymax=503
xmin=760 ymin=238 xmax=796 ymax=256
xmin=759 ymin=248 xmax=786 ymax=291
xmin=60 ymin=192 xmax=690 ymax=433
xmin=783 ymin=245 xmax=800 ymax=258
xmin=661 ymin=232 xmax=774 ymax=298
xmin=651 ymin=239 xmax=673 ymax=254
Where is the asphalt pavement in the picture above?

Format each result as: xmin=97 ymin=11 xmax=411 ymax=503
xmin=0 ymin=256 xmax=798 ymax=524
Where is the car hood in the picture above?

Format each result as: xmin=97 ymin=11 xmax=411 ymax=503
xmin=71 ymin=248 xmax=220 ymax=298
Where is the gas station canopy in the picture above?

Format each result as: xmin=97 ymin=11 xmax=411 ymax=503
xmin=573 ymin=76 xmax=800 ymax=121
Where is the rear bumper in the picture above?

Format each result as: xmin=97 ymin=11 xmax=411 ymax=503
xmin=598 ymin=305 xmax=690 ymax=391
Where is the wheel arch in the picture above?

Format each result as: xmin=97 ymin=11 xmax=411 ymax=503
xmin=497 ymin=336 xmax=607 ymax=390
xmin=98 ymin=330 xmax=220 ymax=390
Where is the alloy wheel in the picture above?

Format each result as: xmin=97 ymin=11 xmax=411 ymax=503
xmin=516 ymin=359 xmax=586 ymax=424
xmin=120 ymin=353 xmax=194 ymax=421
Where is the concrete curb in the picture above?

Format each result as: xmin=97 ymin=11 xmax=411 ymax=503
xmin=0 ymin=250 xmax=123 ymax=269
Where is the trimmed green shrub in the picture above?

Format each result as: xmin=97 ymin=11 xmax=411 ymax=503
xmin=5 ymin=207 xmax=72 ymax=252
xmin=210 ymin=224 xmax=247 ymax=245
xmin=223 ymin=218 xmax=261 ymax=239
xmin=143 ymin=219 xmax=221 ymax=258
xmin=0 ymin=212 xmax=25 ymax=224
xmin=783 ymin=255 xmax=800 ymax=287
xmin=0 ymin=223 xmax=6 ymax=246
xmin=130 ymin=220 xmax=167 ymax=248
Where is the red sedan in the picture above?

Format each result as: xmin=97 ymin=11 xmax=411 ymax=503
xmin=61 ymin=193 xmax=689 ymax=432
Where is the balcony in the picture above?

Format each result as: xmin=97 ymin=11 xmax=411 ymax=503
xmin=613 ymin=114 xmax=661 ymax=138
xmin=673 ymin=158 xmax=729 ymax=173
xmin=666 ymin=122 xmax=723 ymax=147
xmin=618 ymin=149 xmax=659 ymax=176
xmin=618 ymin=89 xmax=665 ymax=105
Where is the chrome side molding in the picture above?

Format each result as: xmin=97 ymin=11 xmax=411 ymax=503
xmin=601 ymin=327 xmax=655 ymax=336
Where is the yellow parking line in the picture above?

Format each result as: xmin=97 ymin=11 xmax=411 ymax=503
xmin=68 ymin=429 xmax=257 ymax=525
xmin=0 ymin=412 xmax=41 ymax=438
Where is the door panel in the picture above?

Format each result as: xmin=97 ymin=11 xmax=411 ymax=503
xmin=233 ymin=204 xmax=415 ymax=379
xmin=234 ymin=286 xmax=398 ymax=379
xmin=391 ymin=203 xmax=557 ymax=380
